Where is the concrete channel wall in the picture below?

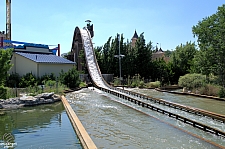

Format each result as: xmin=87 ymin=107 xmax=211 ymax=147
xmin=61 ymin=95 xmax=97 ymax=149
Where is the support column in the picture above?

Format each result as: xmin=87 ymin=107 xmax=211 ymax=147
xmin=58 ymin=44 xmax=60 ymax=56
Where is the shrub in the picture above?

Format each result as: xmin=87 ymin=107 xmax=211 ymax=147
xmin=139 ymin=81 xmax=145 ymax=88
xmin=18 ymin=72 xmax=37 ymax=88
xmin=131 ymin=82 xmax=137 ymax=88
xmin=113 ymin=77 xmax=120 ymax=86
xmin=178 ymin=73 xmax=206 ymax=90
xmin=218 ymin=87 xmax=225 ymax=98
xmin=63 ymin=67 xmax=81 ymax=88
xmin=45 ymin=80 xmax=56 ymax=87
xmin=208 ymin=74 xmax=219 ymax=84
xmin=79 ymin=82 xmax=87 ymax=88
xmin=40 ymin=73 xmax=56 ymax=84
xmin=6 ymin=72 xmax=20 ymax=87
xmin=146 ymin=81 xmax=161 ymax=88
xmin=59 ymin=70 xmax=66 ymax=84
xmin=198 ymin=84 xmax=220 ymax=96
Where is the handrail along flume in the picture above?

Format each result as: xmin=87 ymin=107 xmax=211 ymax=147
xmin=78 ymin=27 xmax=225 ymax=138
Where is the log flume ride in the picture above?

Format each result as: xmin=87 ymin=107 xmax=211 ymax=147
xmin=71 ymin=27 xmax=225 ymax=145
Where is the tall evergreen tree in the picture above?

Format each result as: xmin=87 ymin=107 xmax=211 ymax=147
xmin=135 ymin=33 xmax=152 ymax=79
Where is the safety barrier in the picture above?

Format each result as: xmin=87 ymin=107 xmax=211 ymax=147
xmin=61 ymin=96 xmax=97 ymax=149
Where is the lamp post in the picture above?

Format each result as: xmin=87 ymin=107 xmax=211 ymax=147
xmin=114 ymin=34 xmax=125 ymax=83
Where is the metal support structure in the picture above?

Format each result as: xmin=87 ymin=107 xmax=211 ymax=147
xmin=58 ymin=44 xmax=60 ymax=56
xmin=114 ymin=34 xmax=125 ymax=81
xmin=6 ymin=0 xmax=11 ymax=40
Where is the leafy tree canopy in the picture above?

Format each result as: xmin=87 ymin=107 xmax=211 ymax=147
xmin=0 ymin=48 xmax=13 ymax=86
xmin=192 ymin=4 xmax=225 ymax=86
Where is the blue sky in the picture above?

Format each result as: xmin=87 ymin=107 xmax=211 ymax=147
xmin=0 ymin=0 xmax=224 ymax=55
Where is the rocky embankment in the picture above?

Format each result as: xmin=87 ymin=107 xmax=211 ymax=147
xmin=0 ymin=92 xmax=61 ymax=109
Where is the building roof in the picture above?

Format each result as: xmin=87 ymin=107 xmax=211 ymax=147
xmin=158 ymin=47 xmax=163 ymax=52
xmin=15 ymin=52 xmax=75 ymax=64
xmin=132 ymin=30 xmax=138 ymax=39
xmin=154 ymin=47 xmax=164 ymax=54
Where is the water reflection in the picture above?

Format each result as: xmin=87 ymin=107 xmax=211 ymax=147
xmin=0 ymin=102 xmax=82 ymax=149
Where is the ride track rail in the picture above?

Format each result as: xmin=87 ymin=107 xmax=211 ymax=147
xmin=111 ymin=87 xmax=225 ymax=123
xmin=73 ymin=26 xmax=225 ymax=139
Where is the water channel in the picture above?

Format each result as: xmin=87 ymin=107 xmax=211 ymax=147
xmin=127 ymin=88 xmax=225 ymax=115
xmin=67 ymin=87 xmax=225 ymax=148
xmin=0 ymin=102 xmax=82 ymax=149
xmin=0 ymin=87 xmax=224 ymax=148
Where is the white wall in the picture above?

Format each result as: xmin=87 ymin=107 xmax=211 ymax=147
xmin=9 ymin=53 xmax=75 ymax=78
xmin=9 ymin=53 xmax=37 ymax=76
xmin=38 ymin=63 xmax=75 ymax=77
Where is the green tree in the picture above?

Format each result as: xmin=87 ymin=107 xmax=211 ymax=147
xmin=135 ymin=33 xmax=152 ymax=79
xmin=192 ymin=4 xmax=225 ymax=86
xmin=164 ymin=50 xmax=173 ymax=57
xmin=170 ymin=42 xmax=197 ymax=83
xmin=123 ymin=39 xmax=138 ymax=77
xmin=0 ymin=48 xmax=13 ymax=86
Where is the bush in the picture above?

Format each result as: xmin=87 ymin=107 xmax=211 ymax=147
xmin=40 ymin=73 xmax=56 ymax=84
xmin=131 ymin=82 xmax=137 ymax=88
xmin=178 ymin=73 xmax=206 ymax=90
xmin=218 ymin=87 xmax=225 ymax=98
xmin=146 ymin=81 xmax=161 ymax=88
xmin=45 ymin=80 xmax=56 ymax=87
xmin=63 ymin=67 xmax=81 ymax=88
xmin=79 ymin=82 xmax=87 ymax=88
xmin=208 ymin=74 xmax=219 ymax=84
xmin=198 ymin=84 xmax=220 ymax=96
xmin=139 ymin=81 xmax=145 ymax=88
xmin=58 ymin=70 xmax=65 ymax=84
xmin=19 ymin=72 xmax=37 ymax=88
xmin=113 ymin=77 xmax=120 ymax=86
xmin=6 ymin=72 xmax=20 ymax=87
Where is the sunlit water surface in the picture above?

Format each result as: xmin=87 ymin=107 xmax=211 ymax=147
xmin=67 ymin=88 xmax=225 ymax=148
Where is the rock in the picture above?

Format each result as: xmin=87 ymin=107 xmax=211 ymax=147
xmin=1 ymin=92 xmax=60 ymax=109
xmin=44 ymin=99 xmax=53 ymax=103
xmin=53 ymin=94 xmax=61 ymax=101
xmin=41 ymin=92 xmax=54 ymax=99
xmin=2 ymin=104 xmax=24 ymax=109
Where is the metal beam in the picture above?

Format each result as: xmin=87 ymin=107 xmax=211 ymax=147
xmin=6 ymin=0 xmax=11 ymax=40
